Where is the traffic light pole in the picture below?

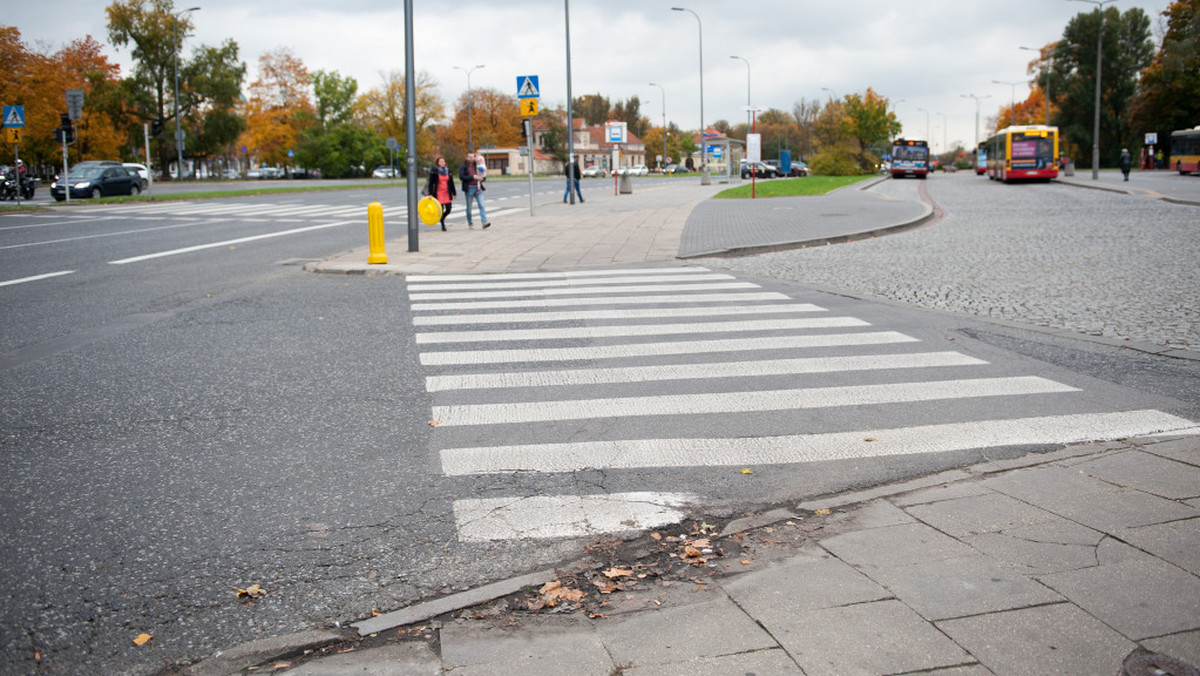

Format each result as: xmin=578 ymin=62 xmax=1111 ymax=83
xmin=143 ymin=122 xmax=154 ymax=200
xmin=61 ymin=128 xmax=70 ymax=205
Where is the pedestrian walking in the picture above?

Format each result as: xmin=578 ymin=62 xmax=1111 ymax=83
xmin=1119 ymin=148 xmax=1132 ymax=182
xmin=563 ymin=159 xmax=583 ymax=203
xmin=459 ymin=152 xmax=490 ymax=229
xmin=424 ymin=156 xmax=457 ymax=230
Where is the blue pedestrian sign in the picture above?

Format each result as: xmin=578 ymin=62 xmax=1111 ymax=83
xmin=3 ymin=106 xmax=25 ymax=128
xmin=517 ymin=76 xmax=539 ymax=99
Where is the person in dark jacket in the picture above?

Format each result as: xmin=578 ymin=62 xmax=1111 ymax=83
xmin=458 ymin=153 xmax=490 ymax=229
xmin=1119 ymin=148 xmax=1132 ymax=181
xmin=563 ymin=159 xmax=583 ymax=203
xmin=425 ymin=156 xmax=456 ymax=230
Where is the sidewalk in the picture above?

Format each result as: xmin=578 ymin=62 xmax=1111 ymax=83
xmin=199 ymin=433 xmax=1200 ymax=675
xmin=1056 ymin=168 xmax=1200 ymax=206
xmin=305 ymin=175 xmax=930 ymax=276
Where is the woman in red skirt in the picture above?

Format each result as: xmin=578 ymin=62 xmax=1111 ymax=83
xmin=424 ymin=156 xmax=457 ymax=230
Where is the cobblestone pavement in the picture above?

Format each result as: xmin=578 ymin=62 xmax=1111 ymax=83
xmin=707 ymin=173 xmax=1199 ymax=351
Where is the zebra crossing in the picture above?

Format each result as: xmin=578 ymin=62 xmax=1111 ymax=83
xmin=408 ymin=266 xmax=1198 ymax=543
xmin=60 ymin=199 xmax=524 ymax=223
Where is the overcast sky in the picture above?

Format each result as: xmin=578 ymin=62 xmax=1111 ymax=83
xmin=8 ymin=0 xmax=1173 ymax=152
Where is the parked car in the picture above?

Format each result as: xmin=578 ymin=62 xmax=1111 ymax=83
xmin=221 ymin=168 xmax=241 ymax=180
xmin=245 ymin=168 xmax=264 ymax=179
xmin=123 ymin=163 xmax=149 ymax=190
xmin=739 ymin=161 xmax=781 ymax=179
xmin=664 ymin=164 xmax=689 ymax=175
xmin=630 ymin=164 xmax=649 ymax=176
xmin=51 ymin=161 xmax=140 ymax=201
xmin=372 ymin=166 xmax=397 ymax=179
xmin=788 ymin=161 xmax=810 ymax=177
xmin=582 ymin=165 xmax=606 ymax=178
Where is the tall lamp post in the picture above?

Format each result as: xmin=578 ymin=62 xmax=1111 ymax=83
xmin=992 ymin=79 xmax=1025 ymax=125
xmin=916 ymin=107 xmax=930 ymax=142
xmin=649 ymin=82 xmax=667 ymax=171
xmin=453 ymin=64 xmax=485 ymax=152
xmin=729 ymin=55 xmax=750 ymax=133
xmin=173 ymin=6 xmax=200 ymax=181
xmin=1072 ymin=0 xmax=1119 ymax=180
xmin=961 ymin=93 xmax=991 ymax=148
xmin=672 ymin=7 xmax=706 ymax=181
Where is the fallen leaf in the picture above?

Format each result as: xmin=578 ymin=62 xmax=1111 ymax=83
xmin=234 ymin=584 xmax=267 ymax=599
xmin=603 ymin=567 xmax=634 ymax=578
xmin=371 ymin=609 xmax=382 ymax=617
xmin=741 ymin=468 xmax=754 ymax=475
xmin=428 ymin=419 xmax=443 ymax=427
xmin=273 ymin=664 xmax=290 ymax=670
xmin=683 ymin=545 xmax=703 ymax=558
xmin=649 ymin=532 xmax=662 ymax=541
xmin=814 ymin=508 xmax=832 ymax=516
xmin=863 ymin=437 xmax=878 ymax=442
xmin=133 ymin=633 xmax=152 ymax=646
xmin=740 ymin=558 xmax=753 ymax=565
xmin=689 ymin=538 xmax=711 ymax=549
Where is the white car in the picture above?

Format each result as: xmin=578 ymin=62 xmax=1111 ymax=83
xmin=372 ymin=166 xmax=397 ymax=178
xmin=582 ymin=165 xmax=606 ymax=177
xmin=123 ymin=163 xmax=149 ymax=190
xmin=630 ymin=164 xmax=649 ymax=175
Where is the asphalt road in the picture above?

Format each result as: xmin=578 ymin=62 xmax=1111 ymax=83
xmin=1 ymin=175 xmax=1197 ymax=674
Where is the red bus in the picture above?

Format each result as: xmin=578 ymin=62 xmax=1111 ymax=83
xmin=890 ymin=139 xmax=929 ymax=179
xmin=975 ymin=141 xmax=987 ymax=175
xmin=986 ymin=125 xmax=1059 ymax=182
xmin=1169 ymin=127 xmax=1200 ymax=175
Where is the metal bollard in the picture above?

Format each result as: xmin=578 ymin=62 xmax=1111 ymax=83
xmin=367 ymin=201 xmax=388 ymax=264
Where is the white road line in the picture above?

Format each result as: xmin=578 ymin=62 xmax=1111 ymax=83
xmin=0 ymin=270 xmax=75 ymax=287
xmin=409 ymin=281 xmax=762 ymax=301
xmin=420 ymin=330 xmax=918 ymax=365
xmin=452 ymin=491 xmax=696 ymax=542
xmin=412 ymin=303 xmax=828 ymax=326
xmin=410 ymin=291 xmax=791 ymax=311
xmin=432 ymin=376 xmax=1077 ymax=426
xmin=413 ymin=267 xmax=715 ymax=283
xmin=416 ymin=316 xmax=870 ymax=344
xmin=441 ymin=410 xmax=1199 ymax=475
xmin=0 ymin=220 xmax=216 ymax=250
xmin=108 ymin=220 xmax=356 ymax=265
xmin=407 ymin=273 xmax=735 ymax=292
xmin=425 ymin=351 xmax=987 ymax=392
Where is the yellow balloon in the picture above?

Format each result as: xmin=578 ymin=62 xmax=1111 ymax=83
xmin=418 ymin=196 xmax=442 ymax=225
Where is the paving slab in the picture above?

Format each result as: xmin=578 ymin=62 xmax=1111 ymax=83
xmin=863 ymin=556 xmax=1063 ymax=621
xmin=438 ymin=617 xmax=613 ymax=675
xmin=937 ymin=603 xmax=1136 ymax=676
xmin=1116 ymin=518 xmax=1200 ymax=575
xmin=904 ymin=492 xmax=1065 ymax=537
xmin=1138 ymin=435 xmax=1200 ymax=465
xmin=1075 ymin=449 xmax=1200 ymax=500
xmin=721 ymin=549 xmax=891 ymax=618
xmin=890 ymin=481 xmax=994 ymax=507
xmin=824 ymin=498 xmax=915 ymax=530
xmin=288 ymin=643 xmax=441 ymax=675
xmin=623 ymin=648 xmax=803 ymax=675
xmin=820 ymin=522 xmax=978 ymax=569
xmin=598 ymin=596 xmax=776 ymax=667
xmin=1037 ymin=558 xmax=1200 ymax=640
xmin=769 ymin=599 xmax=973 ymax=676
xmin=962 ymin=522 xmax=1105 ymax=576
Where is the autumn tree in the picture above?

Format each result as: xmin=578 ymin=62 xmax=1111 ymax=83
xmin=296 ymin=69 xmax=383 ymax=178
xmin=1132 ymin=0 xmax=1200 ymax=163
xmin=574 ymin=94 xmax=610 ymax=126
xmin=237 ymin=47 xmax=314 ymax=168
xmin=354 ymin=69 xmax=444 ymax=172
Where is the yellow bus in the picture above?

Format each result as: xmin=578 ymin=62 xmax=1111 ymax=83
xmin=1169 ymin=127 xmax=1200 ymax=175
xmin=986 ymin=125 xmax=1058 ymax=182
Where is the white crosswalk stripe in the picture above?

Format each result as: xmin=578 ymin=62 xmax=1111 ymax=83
xmin=409 ymin=265 xmax=1198 ymax=542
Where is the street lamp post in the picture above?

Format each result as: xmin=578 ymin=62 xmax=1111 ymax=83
xmin=1020 ymin=45 xmax=1054 ymax=127
xmin=960 ymin=93 xmax=991 ymax=148
xmin=729 ymin=55 xmax=750 ymax=133
xmin=672 ymin=7 xmax=706 ymax=182
xmin=453 ymin=64 xmax=485 ymax=153
xmin=1072 ymin=0 xmax=1118 ymax=180
xmin=172 ymin=6 xmax=200 ymax=181
xmin=649 ymin=82 xmax=666 ymax=171
xmin=916 ymin=107 xmax=930 ymax=142
xmin=992 ymin=79 xmax=1025 ymax=124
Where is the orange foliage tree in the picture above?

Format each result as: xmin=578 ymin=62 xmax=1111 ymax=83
xmin=353 ymin=70 xmax=443 ymax=170
xmin=237 ymin=48 xmax=313 ymax=168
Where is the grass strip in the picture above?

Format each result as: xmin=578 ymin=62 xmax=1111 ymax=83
xmin=714 ymin=175 xmax=874 ymax=198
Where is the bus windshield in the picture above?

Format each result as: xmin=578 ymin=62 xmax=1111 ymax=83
xmin=1010 ymin=131 xmax=1055 ymax=169
xmin=892 ymin=145 xmax=927 ymax=162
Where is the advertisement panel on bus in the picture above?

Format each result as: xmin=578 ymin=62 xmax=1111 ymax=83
xmin=890 ymin=139 xmax=929 ymax=179
xmin=975 ymin=142 xmax=987 ymax=175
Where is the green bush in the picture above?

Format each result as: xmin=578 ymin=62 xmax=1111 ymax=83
xmin=809 ymin=149 xmax=862 ymax=176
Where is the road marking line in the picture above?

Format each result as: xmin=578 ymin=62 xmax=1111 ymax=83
xmin=0 ymin=270 xmax=75 ymax=287
xmin=433 ymin=376 xmax=1077 ymax=426
xmin=452 ymin=491 xmax=696 ymax=542
xmin=408 ymin=273 xmax=734 ymax=291
xmin=107 ymin=220 xmax=357 ymax=265
xmin=0 ymin=220 xmax=217 ymax=250
xmin=419 ymin=330 xmax=918 ymax=365
xmin=426 ymin=351 xmax=986 ymax=391
xmin=411 ymin=291 xmax=791 ymax=312
xmin=440 ymin=410 xmax=1199 ymax=475
xmin=412 ymin=303 xmax=828 ymax=325
xmin=409 ymin=281 xmax=763 ymax=301
xmin=416 ymin=316 xmax=869 ymax=344
xmin=413 ymin=267 xmax=715 ymax=283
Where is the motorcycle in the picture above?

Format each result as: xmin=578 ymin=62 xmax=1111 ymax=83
xmin=0 ymin=171 xmax=35 ymax=201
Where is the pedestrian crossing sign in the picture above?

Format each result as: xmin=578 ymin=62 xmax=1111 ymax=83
xmin=520 ymin=98 xmax=538 ymax=116
xmin=517 ymin=76 xmax=539 ymax=99
xmin=6 ymin=127 xmax=21 ymax=143
xmin=3 ymin=105 xmax=25 ymax=128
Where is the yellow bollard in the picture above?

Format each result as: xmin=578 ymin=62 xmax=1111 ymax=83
xmin=367 ymin=201 xmax=387 ymax=264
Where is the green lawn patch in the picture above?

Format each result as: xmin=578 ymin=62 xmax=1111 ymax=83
xmin=714 ymin=175 xmax=874 ymax=198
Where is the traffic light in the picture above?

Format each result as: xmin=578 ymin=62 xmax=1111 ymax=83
xmin=57 ymin=113 xmax=75 ymax=144
xmin=151 ymin=119 xmax=163 ymax=137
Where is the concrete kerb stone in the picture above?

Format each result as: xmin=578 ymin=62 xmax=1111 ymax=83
xmin=184 ymin=628 xmax=350 ymax=676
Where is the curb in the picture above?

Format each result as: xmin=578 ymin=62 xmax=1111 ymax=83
xmin=182 ymin=629 xmax=350 ymax=676
xmin=1057 ymin=177 xmax=1200 ymax=206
